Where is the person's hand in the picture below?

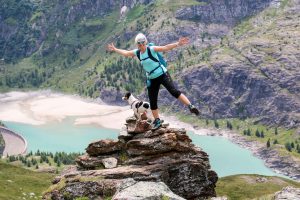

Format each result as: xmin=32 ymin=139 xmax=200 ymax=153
xmin=178 ymin=37 xmax=189 ymax=46
xmin=107 ymin=43 xmax=116 ymax=52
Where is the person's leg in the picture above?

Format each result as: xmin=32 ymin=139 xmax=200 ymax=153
xmin=151 ymin=109 xmax=159 ymax=119
xmin=162 ymin=72 xmax=200 ymax=115
xmin=147 ymin=77 xmax=163 ymax=129
xmin=147 ymin=78 xmax=160 ymax=119
xmin=177 ymin=93 xmax=191 ymax=106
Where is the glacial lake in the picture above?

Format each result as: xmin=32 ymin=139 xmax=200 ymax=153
xmin=4 ymin=118 xmax=280 ymax=178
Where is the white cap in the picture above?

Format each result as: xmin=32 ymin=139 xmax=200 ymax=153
xmin=135 ymin=33 xmax=147 ymax=44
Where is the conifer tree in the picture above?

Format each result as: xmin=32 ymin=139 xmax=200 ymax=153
xmin=291 ymin=142 xmax=295 ymax=149
xmin=275 ymin=127 xmax=278 ymax=135
xmin=285 ymin=142 xmax=292 ymax=152
xmin=260 ymin=130 xmax=265 ymax=138
xmin=255 ymin=129 xmax=260 ymax=137
xmin=247 ymin=129 xmax=251 ymax=136
xmin=267 ymin=139 xmax=271 ymax=148
xmin=214 ymin=120 xmax=219 ymax=129
xmin=57 ymin=159 xmax=61 ymax=167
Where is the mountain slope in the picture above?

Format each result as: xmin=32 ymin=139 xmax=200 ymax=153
xmin=0 ymin=0 xmax=299 ymax=129
xmin=156 ymin=0 xmax=299 ymax=128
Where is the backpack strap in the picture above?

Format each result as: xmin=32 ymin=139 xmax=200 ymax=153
xmin=136 ymin=47 xmax=165 ymax=76
xmin=146 ymin=47 xmax=159 ymax=63
xmin=136 ymin=49 xmax=141 ymax=61
xmin=136 ymin=47 xmax=159 ymax=63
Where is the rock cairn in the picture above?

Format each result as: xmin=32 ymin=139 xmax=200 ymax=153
xmin=43 ymin=117 xmax=218 ymax=200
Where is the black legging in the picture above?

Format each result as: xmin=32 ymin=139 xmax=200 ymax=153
xmin=148 ymin=72 xmax=181 ymax=110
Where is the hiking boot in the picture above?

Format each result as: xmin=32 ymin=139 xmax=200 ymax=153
xmin=189 ymin=104 xmax=200 ymax=116
xmin=151 ymin=118 xmax=162 ymax=130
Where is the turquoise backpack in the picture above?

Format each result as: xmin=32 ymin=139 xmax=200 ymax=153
xmin=136 ymin=43 xmax=168 ymax=76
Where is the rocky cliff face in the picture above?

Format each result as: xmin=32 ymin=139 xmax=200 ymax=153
xmin=43 ymin=117 xmax=218 ymax=200
xmin=153 ymin=0 xmax=300 ymax=128
xmin=274 ymin=186 xmax=300 ymax=200
xmin=176 ymin=0 xmax=273 ymax=26
xmin=0 ymin=0 xmax=153 ymax=61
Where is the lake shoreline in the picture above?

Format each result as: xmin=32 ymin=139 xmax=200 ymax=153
xmin=162 ymin=114 xmax=300 ymax=182
xmin=1 ymin=91 xmax=299 ymax=181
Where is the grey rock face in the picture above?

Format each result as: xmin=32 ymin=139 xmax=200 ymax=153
xmin=160 ymin=64 xmax=299 ymax=128
xmin=258 ymin=147 xmax=300 ymax=181
xmin=99 ymin=89 xmax=127 ymax=106
xmin=86 ymin=139 xmax=124 ymax=156
xmin=44 ymin=117 xmax=218 ymax=199
xmin=274 ymin=186 xmax=300 ymax=200
xmin=112 ymin=178 xmax=185 ymax=200
xmin=175 ymin=0 xmax=273 ymax=26
xmin=102 ymin=157 xmax=118 ymax=169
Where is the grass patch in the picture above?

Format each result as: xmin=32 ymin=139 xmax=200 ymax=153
xmin=158 ymin=0 xmax=206 ymax=12
xmin=233 ymin=20 xmax=254 ymax=37
xmin=0 ymin=161 xmax=54 ymax=200
xmin=43 ymin=177 xmax=66 ymax=196
xmin=126 ymin=4 xmax=146 ymax=22
xmin=216 ymin=174 xmax=300 ymax=200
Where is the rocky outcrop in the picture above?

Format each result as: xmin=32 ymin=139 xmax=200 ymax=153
xmin=169 ymin=64 xmax=299 ymax=128
xmin=274 ymin=186 xmax=300 ymax=200
xmin=113 ymin=179 xmax=185 ymax=200
xmin=257 ymin=147 xmax=300 ymax=181
xmin=43 ymin=117 xmax=218 ymax=200
xmin=175 ymin=0 xmax=273 ymax=26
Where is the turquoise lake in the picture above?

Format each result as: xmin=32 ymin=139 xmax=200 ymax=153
xmin=4 ymin=118 xmax=280 ymax=178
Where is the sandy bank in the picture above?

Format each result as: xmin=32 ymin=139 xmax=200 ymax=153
xmin=0 ymin=91 xmax=131 ymax=129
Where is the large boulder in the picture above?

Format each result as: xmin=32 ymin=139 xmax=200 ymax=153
xmin=274 ymin=186 xmax=300 ymax=200
xmin=44 ymin=117 xmax=218 ymax=200
xmin=86 ymin=139 xmax=123 ymax=156
xmin=113 ymin=178 xmax=185 ymax=200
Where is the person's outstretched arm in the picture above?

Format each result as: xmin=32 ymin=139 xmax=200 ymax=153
xmin=153 ymin=37 xmax=189 ymax=52
xmin=107 ymin=43 xmax=135 ymax=57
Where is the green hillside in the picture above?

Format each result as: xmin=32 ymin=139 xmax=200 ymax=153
xmin=216 ymin=174 xmax=300 ymax=200
xmin=0 ymin=161 xmax=54 ymax=200
xmin=1 ymin=161 xmax=300 ymax=200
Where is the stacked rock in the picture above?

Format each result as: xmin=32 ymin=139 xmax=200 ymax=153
xmin=44 ymin=117 xmax=218 ymax=200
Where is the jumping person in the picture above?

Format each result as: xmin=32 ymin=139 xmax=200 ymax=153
xmin=107 ymin=33 xmax=199 ymax=130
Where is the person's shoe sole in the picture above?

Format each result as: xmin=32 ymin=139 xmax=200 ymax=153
xmin=151 ymin=124 xmax=162 ymax=131
xmin=190 ymin=108 xmax=200 ymax=116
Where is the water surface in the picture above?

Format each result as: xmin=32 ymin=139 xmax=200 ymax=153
xmin=4 ymin=119 xmax=280 ymax=177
